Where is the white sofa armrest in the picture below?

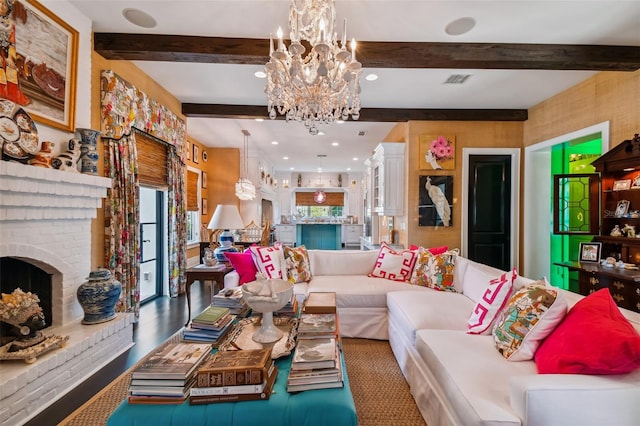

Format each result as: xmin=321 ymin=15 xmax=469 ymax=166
xmin=224 ymin=270 xmax=240 ymax=289
xmin=510 ymin=373 xmax=640 ymax=426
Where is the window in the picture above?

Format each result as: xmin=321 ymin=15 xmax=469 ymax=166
xmin=187 ymin=210 xmax=200 ymax=243
xmin=296 ymin=205 xmax=344 ymax=218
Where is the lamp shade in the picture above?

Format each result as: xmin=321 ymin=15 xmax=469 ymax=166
xmin=207 ymin=205 xmax=245 ymax=230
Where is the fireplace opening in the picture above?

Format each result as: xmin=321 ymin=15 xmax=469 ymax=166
xmin=0 ymin=257 xmax=53 ymax=330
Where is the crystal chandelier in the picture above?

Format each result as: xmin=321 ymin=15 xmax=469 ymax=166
xmin=235 ymin=130 xmax=256 ymax=201
xmin=265 ymin=0 xmax=363 ymax=135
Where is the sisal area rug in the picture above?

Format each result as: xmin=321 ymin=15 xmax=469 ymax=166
xmin=60 ymin=338 xmax=426 ymax=426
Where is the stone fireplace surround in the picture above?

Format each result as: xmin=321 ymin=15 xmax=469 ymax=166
xmin=0 ymin=161 xmax=134 ymax=426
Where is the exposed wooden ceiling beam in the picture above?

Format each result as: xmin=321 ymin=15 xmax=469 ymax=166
xmin=95 ymin=33 xmax=640 ymax=71
xmin=182 ymin=103 xmax=528 ymax=122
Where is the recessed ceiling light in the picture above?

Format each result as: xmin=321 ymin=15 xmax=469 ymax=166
xmin=445 ymin=17 xmax=476 ymax=36
xmin=336 ymin=120 xmax=345 ymax=124
xmin=255 ymin=118 xmax=264 ymax=122
xmin=347 ymin=167 xmax=352 ymax=171
xmin=352 ymin=157 xmax=358 ymax=161
xmin=317 ymin=131 xmax=325 ymax=136
xmin=122 ymin=8 xmax=157 ymax=28
xmin=290 ymin=167 xmax=295 ymax=170
xmin=272 ymin=141 xmax=278 ymax=145
xmin=254 ymin=71 xmax=267 ymax=78
xmin=365 ymin=74 xmax=378 ymax=81
xmin=283 ymin=156 xmax=289 ymax=160
xmin=332 ymin=142 xmax=339 ymax=146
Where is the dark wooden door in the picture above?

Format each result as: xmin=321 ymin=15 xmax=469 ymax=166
xmin=467 ymin=155 xmax=511 ymax=270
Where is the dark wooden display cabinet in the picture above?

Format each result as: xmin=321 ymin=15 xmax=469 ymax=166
xmin=591 ymin=133 xmax=640 ymax=266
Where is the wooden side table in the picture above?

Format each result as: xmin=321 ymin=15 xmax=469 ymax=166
xmin=184 ymin=264 xmax=233 ymax=326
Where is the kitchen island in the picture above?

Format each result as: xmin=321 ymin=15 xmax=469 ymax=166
xmin=297 ymin=223 xmax=342 ymax=250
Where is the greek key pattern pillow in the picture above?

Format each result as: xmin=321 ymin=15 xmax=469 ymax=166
xmin=369 ymin=242 xmax=418 ymax=282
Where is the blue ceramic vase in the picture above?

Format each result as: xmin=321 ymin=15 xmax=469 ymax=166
xmin=76 ymin=128 xmax=101 ymax=175
xmin=77 ymin=268 xmax=122 ymax=324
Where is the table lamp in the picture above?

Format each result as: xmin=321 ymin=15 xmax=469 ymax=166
xmin=207 ymin=204 xmax=245 ymax=262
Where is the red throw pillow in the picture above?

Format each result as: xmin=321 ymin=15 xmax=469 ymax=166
xmin=535 ymin=288 xmax=640 ymax=375
xmin=224 ymin=252 xmax=257 ymax=285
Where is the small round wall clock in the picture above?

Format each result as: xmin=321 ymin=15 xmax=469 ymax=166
xmin=202 ymin=151 xmax=208 ymax=162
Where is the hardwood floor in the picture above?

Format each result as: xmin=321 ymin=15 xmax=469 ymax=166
xmin=25 ymin=281 xmax=213 ymax=426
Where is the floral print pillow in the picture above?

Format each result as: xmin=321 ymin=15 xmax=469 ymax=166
xmin=283 ymin=245 xmax=312 ymax=284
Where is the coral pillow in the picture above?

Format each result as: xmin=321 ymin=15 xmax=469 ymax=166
xmin=248 ymin=244 xmax=283 ymax=279
xmin=467 ymin=268 xmax=517 ymax=335
xmin=283 ymin=245 xmax=312 ymax=284
xmin=410 ymin=248 xmax=459 ymax=292
xmin=369 ymin=242 xmax=418 ymax=282
xmin=535 ymin=288 xmax=640 ymax=375
xmin=409 ymin=244 xmax=448 ymax=255
xmin=224 ymin=251 xmax=257 ymax=285
xmin=492 ymin=280 xmax=567 ymax=361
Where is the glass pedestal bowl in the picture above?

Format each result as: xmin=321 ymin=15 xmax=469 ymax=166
xmin=241 ymin=279 xmax=293 ymax=343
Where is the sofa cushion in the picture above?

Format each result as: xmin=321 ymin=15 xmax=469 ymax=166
xmin=410 ymin=248 xmax=458 ymax=291
xmin=369 ymin=242 xmax=418 ymax=282
xmin=249 ymin=245 xmax=284 ymax=279
xmin=492 ymin=281 xmax=567 ymax=361
xmin=387 ymin=290 xmax=474 ymax=346
xmin=461 ymin=260 xmax=507 ymax=303
xmin=467 ymin=268 xmax=517 ymax=335
xmin=283 ymin=245 xmax=312 ymax=284
xmin=535 ymin=288 xmax=640 ymax=375
xmin=307 ymin=275 xmax=404 ymax=308
xmin=415 ymin=329 xmax=534 ymax=426
xmin=224 ymin=251 xmax=257 ymax=285
xmin=308 ymin=250 xmax=379 ymax=276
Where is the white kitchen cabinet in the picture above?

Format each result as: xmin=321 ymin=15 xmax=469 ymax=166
xmin=275 ymin=224 xmax=296 ymax=245
xmin=370 ymin=143 xmax=405 ymax=216
xmin=342 ymin=224 xmax=364 ymax=248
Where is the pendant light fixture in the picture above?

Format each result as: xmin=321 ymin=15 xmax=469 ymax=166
xmin=314 ymin=154 xmax=327 ymax=204
xmin=235 ymin=129 xmax=256 ymax=201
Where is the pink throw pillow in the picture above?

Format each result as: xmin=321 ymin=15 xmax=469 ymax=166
xmin=467 ymin=268 xmax=517 ymax=335
xmin=369 ymin=242 xmax=418 ymax=282
xmin=535 ymin=288 xmax=640 ymax=375
xmin=224 ymin=252 xmax=257 ymax=285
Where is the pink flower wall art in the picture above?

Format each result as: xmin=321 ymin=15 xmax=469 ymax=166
xmin=419 ymin=134 xmax=455 ymax=170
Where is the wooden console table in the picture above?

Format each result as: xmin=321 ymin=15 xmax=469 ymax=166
xmin=184 ymin=264 xmax=233 ymax=325
xmin=556 ymin=261 xmax=640 ymax=313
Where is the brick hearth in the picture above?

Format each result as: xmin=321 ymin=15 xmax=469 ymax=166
xmin=0 ymin=161 xmax=134 ymax=426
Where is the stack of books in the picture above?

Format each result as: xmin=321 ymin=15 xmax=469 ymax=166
xmin=211 ymin=287 xmax=251 ymax=317
xmin=189 ymin=348 xmax=278 ymax=404
xmin=287 ymin=337 xmax=343 ymax=392
xmin=127 ymin=341 xmax=211 ymax=404
xmin=183 ymin=305 xmax=234 ymax=344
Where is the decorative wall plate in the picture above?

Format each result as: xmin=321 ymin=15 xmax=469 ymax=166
xmin=0 ymin=117 xmax=20 ymax=142
xmin=202 ymin=150 xmax=208 ymax=162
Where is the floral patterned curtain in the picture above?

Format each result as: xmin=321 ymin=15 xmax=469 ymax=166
xmin=104 ymin=133 xmax=141 ymax=318
xmin=167 ymin=147 xmax=187 ymax=297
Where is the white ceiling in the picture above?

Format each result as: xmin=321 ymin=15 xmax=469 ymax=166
xmin=69 ymin=0 xmax=640 ymax=173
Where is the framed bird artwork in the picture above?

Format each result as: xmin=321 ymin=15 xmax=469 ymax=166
xmin=419 ymin=175 xmax=453 ymax=227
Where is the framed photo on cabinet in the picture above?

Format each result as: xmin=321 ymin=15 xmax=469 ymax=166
xmin=613 ymin=179 xmax=631 ymax=191
xmin=579 ymin=242 xmax=601 ymax=263
xmin=201 ymin=171 xmax=207 ymax=189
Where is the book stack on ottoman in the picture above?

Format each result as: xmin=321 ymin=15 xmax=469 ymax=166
xmin=189 ymin=348 xmax=278 ymax=404
xmin=182 ymin=305 xmax=235 ymax=344
xmin=211 ymin=287 xmax=251 ymax=317
xmin=287 ymin=292 xmax=343 ymax=392
xmin=127 ymin=342 xmax=211 ymax=404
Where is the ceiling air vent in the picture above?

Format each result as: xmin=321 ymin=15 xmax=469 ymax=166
xmin=444 ymin=74 xmax=472 ymax=84
xmin=358 ymin=130 xmax=367 ymax=137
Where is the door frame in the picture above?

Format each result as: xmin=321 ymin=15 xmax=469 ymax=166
xmin=522 ymin=121 xmax=609 ymax=279
xmin=461 ymin=148 xmax=521 ymax=270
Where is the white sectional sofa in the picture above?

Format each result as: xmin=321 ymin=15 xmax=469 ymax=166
xmin=223 ymin=248 xmax=640 ymax=426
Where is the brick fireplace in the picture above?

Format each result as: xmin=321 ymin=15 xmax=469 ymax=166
xmin=0 ymin=161 xmax=134 ymax=426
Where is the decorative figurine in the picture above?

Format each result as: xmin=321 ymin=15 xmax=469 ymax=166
xmin=28 ymin=141 xmax=55 ymax=168
xmin=610 ymin=224 xmax=622 ymax=237
xmin=622 ymin=224 xmax=636 ymax=238
xmin=52 ymin=138 xmax=81 ymax=172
